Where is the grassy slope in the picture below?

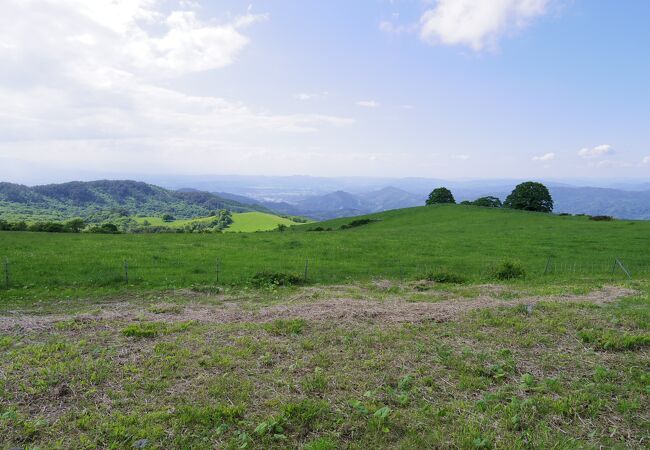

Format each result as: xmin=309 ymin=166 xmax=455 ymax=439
xmin=133 ymin=212 xmax=298 ymax=232
xmin=0 ymin=204 xmax=649 ymax=300
xmin=0 ymin=205 xmax=648 ymax=449
xmin=225 ymin=212 xmax=297 ymax=232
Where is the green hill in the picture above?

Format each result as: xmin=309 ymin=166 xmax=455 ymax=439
xmin=0 ymin=180 xmax=270 ymax=222
xmin=1 ymin=204 xmax=648 ymax=300
xmin=133 ymin=211 xmax=299 ymax=232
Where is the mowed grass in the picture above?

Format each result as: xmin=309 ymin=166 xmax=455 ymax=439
xmin=225 ymin=212 xmax=299 ymax=233
xmin=0 ymin=283 xmax=648 ymax=449
xmin=1 ymin=205 xmax=649 ymax=301
xmin=134 ymin=212 xmax=298 ymax=232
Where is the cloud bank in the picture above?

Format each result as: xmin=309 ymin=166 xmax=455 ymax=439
xmin=0 ymin=0 xmax=352 ymax=174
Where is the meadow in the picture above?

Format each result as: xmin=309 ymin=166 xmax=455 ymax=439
xmin=134 ymin=211 xmax=300 ymax=233
xmin=0 ymin=205 xmax=648 ymax=449
xmin=0 ymin=205 xmax=648 ymax=302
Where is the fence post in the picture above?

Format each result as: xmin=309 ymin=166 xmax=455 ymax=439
xmin=3 ymin=257 xmax=8 ymax=289
xmin=544 ymin=257 xmax=552 ymax=275
xmin=124 ymin=260 xmax=129 ymax=285
xmin=398 ymin=260 xmax=404 ymax=282
xmin=216 ymin=257 xmax=221 ymax=283
xmin=304 ymin=259 xmax=309 ymax=282
xmin=615 ymin=258 xmax=632 ymax=279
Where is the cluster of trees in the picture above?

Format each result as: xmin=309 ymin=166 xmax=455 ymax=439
xmin=0 ymin=218 xmax=88 ymax=233
xmin=426 ymin=182 xmax=554 ymax=213
xmin=179 ymin=210 xmax=233 ymax=233
xmin=0 ymin=209 xmax=236 ymax=234
xmin=460 ymin=196 xmax=502 ymax=208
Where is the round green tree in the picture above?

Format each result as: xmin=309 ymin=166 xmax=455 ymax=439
xmin=472 ymin=196 xmax=502 ymax=208
xmin=426 ymin=187 xmax=456 ymax=205
xmin=504 ymin=182 xmax=553 ymax=212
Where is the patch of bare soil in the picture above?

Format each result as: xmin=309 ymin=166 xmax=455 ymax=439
xmin=0 ymin=286 xmax=636 ymax=332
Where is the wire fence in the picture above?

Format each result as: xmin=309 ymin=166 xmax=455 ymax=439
xmin=1 ymin=254 xmax=646 ymax=292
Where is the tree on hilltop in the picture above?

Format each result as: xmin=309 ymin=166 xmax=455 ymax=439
xmin=472 ymin=196 xmax=502 ymax=208
xmin=504 ymin=182 xmax=553 ymax=213
xmin=426 ymin=187 xmax=456 ymax=205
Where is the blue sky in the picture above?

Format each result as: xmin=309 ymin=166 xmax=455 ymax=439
xmin=0 ymin=0 xmax=648 ymax=183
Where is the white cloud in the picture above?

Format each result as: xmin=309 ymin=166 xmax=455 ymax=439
xmin=532 ymin=152 xmax=555 ymax=162
xmin=642 ymin=156 xmax=650 ymax=164
xmin=356 ymin=100 xmax=380 ymax=108
xmin=578 ymin=144 xmax=613 ymax=159
xmin=0 ymin=0 xmax=352 ymax=174
xmin=419 ymin=0 xmax=550 ymax=51
xmin=452 ymin=154 xmax=470 ymax=160
xmin=294 ymin=92 xmax=328 ymax=101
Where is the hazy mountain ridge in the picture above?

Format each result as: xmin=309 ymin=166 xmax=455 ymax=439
xmin=2 ymin=179 xmax=649 ymax=222
xmin=215 ymin=183 xmax=650 ymax=220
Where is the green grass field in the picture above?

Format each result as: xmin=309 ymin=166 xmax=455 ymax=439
xmin=1 ymin=205 xmax=648 ymax=449
xmin=134 ymin=211 xmax=299 ymax=232
xmin=0 ymin=205 xmax=648 ymax=301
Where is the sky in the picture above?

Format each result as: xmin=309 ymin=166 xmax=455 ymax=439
xmin=0 ymin=0 xmax=649 ymax=184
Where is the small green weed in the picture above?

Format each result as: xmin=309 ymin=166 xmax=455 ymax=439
xmin=578 ymin=329 xmax=650 ymax=351
xmin=263 ymin=319 xmax=306 ymax=336
xmin=121 ymin=321 xmax=193 ymax=338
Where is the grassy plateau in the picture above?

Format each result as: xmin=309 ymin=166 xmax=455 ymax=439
xmin=0 ymin=205 xmax=648 ymax=449
xmin=134 ymin=211 xmax=300 ymax=233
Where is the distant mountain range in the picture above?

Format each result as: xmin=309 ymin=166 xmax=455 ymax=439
xmin=249 ymin=187 xmax=422 ymax=221
xmin=2 ymin=178 xmax=650 ymax=222
xmin=214 ymin=184 xmax=650 ymax=220
xmin=0 ymin=180 xmax=269 ymax=222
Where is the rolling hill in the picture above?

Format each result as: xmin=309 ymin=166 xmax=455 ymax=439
xmin=0 ymin=180 xmax=270 ymax=222
xmin=133 ymin=211 xmax=299 ymax=233
xmin=1 ymin=204 xmax=648 ymax=300
xmin=154 ymin=175 xmax=650 ymax=220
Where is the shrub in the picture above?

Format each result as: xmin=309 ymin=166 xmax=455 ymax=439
xmin=250 ymin=271 xmax=303 ymax=287
xmin=340 ymin=218 xmax=377 ymax=230
xmin=492 ymin=261 xmax=526 ymax=280
xmin=472 ymin=196 xmax=502 ymax=208
xmin=29 ymin=222 xmax=66 ymax=233
xmin=64 ymin=218 xmax=86 ymax=232
xmin=589 ymin=215 xmax=614 ymax=221
xmin=88 ymin=223 xmax=119 ymax=234
xmin=424 ymin=270 xmax=466 ymax=284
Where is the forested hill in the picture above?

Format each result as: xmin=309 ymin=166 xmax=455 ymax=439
xmin=0 ymin=180 xmax=270 ymax=221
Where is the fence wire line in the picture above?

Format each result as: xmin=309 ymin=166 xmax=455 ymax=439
xmin=1 ymin=255 xmax=646 ymax=290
